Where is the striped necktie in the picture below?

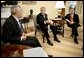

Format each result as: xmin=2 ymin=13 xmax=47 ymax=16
xmin=18 ymin=20 xmax=24 ymax=32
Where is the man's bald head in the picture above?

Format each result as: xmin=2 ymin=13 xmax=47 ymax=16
xmin=40 ymin=7 xmax=46 ymax=14
xmin=11 ymin=5 xmax=23 ymax=18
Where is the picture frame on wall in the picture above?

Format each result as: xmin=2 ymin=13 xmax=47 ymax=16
xmin=22 ymin=1 xmax=36 ymax=4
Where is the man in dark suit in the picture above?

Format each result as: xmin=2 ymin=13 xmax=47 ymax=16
xmin=65 ymin=7 xmax=80 ymax=44
xmin=37 ymin=7 xmax=60 ymax=46
xmin=1 ymin=5 xmax=41 ymax=47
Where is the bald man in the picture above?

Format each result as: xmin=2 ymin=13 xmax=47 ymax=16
xmin=2 ymin=5 xmax=41 ymax=47
xmin=37 ymin=7 xmax=60 ymax=46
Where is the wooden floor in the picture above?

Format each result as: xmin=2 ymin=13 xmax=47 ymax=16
xmin=28 ymin=30 xmax=83 ymax=57
xmin=21 ymin=19 xmax=83 ymax=57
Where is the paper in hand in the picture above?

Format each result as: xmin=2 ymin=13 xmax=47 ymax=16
xmin=66 ymin=19 xmax=71 ymax=23
xmin=66 ymin=19 xmax=75 ymax=24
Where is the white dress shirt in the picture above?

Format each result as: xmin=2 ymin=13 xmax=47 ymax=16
xmin=12 ymin=15 xmax=24 ymax=41
xmin=12 ymin=15 xmax=22 ymax=29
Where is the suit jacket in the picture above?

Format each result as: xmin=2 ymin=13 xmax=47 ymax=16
xmin=36 ymin=13 xmax=48 ymax=30
xmin=65 ymin=13 xmax=80 ymax=28
xmin=2 ymin=15 xmax=23 ymax=42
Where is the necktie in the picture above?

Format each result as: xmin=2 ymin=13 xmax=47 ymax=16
xmin=18 ymin=21 xmax=23 ymax=32
xmin=43 ymin=14 xmax=45 ymax=19
xmin=42 ymin=14 xmax=45 ymax=19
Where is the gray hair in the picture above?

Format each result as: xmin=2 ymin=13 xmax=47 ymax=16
xmin=11 ymin=5 xmax=21 ymax=15
xmin=69 ymin=5 xmax=76 ymax=10
xmin=69 ymin=5 xmax=76 ymax=13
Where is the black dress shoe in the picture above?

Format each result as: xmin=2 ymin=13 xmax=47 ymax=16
xmin=47 ymin=41 xmax=53 ymax=46
xmin=74 ymin=41 xmax=78 ymax=44
xmin=74 ymin=38 xmax=78 ymax=44
xmin=54 ymin=38 xmax=60 ymax=43
xmin=74 ymin=40 xmax=78 ymax=44
xmin=54 ymin=39 xmax=60 ymax=43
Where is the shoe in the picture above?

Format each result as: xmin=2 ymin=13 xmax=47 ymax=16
xmin=74 ymin=40 xmax=78 ymax=44
xmin=54 ymin=36 xmax=61 ymax=43
xmin=54 ymin=39 xmax=60 ymax=43
xmin=47 ymin=41 xmax=53 ymax=46
xmin=74 ymin=37 xmax=78 ymax=44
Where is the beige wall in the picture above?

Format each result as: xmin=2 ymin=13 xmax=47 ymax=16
xmin=18 ymin=1 xmax=58 ymax=19
xmin=18 ymin=1 xmax=83 ymax=25
xmin=76 ymin=1 xmax=83 ymax=25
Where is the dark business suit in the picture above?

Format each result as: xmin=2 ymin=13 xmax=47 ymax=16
xmin=37 ymin=13 xmax=49 ymax=40
xmin=37 ymin=13 xmax=60 ymax=42
xmin=65 ymin=14 xmax=80 ymax=43
xmin=1 ymin=15 xmax=41 ymax=47
xmin=65 ymin=14 xmax=80 ymax=36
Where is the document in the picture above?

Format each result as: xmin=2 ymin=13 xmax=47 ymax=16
xmin=66 ymin=19 xmax=75 ymax=24
xmin=66 ymin=19 xmax=71 ymax=23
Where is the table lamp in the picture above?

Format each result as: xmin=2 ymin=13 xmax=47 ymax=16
xmin=55 ymin=1 xmax=65 ymax=18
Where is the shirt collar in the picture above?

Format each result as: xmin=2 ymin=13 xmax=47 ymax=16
xmin=12 ymin=15 xmax=19 ymax=22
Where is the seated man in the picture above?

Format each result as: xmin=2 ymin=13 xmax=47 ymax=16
xmin=65 ymin=7 xmax=80 ymax=44
xmin=1 ymin=5 xmax=41 ymax=47
xmin=36 ymin=7 xmax=60 ymax=46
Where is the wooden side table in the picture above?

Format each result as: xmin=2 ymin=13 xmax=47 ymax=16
xmin=50 ymin=19 xmax=65 ymax=37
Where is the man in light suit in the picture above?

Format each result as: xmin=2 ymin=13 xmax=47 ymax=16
xmin=1 ymin=5 xmax=41 ymax=47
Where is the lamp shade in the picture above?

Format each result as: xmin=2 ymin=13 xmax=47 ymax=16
xmin=1 ymin=1 xmax=5 ymax=3
xmin=55 ymin=1 xmax=65 ymax=9
xmin=69 ymin=1 xmax=76 ymax=8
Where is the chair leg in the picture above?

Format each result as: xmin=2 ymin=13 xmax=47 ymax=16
xmin=42 ymin=35 xmax=45 ymax=43
xmin=35 ymin=29 xmax=37 ymax=37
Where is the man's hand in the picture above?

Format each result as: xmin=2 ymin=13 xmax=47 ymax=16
xmin=44 ymin=20 xmax=53 ymax=25
xmin=44 ymin=21 xmax=47 ymax=24
xmin=21 ymin=33 xmax=27 ymax=41
xmin=48 ymin=20 xmax=53 ymax=25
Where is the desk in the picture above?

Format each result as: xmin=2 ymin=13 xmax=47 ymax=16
xmin=50 ymin=19 xmax=65 ymax=37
